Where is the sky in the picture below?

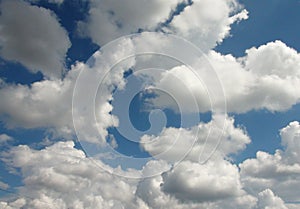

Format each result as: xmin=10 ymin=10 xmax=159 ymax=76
xmin=0 ymin=0 xmax=300 ymax=208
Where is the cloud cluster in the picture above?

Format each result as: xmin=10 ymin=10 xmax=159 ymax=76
xmin=165 ymin=0 xmax=248 ymax=50
xmin=0 ymin=0 xmax=71 ymax=78
xmin=240 ymin=121 xmax=300 ymax=204
xmin=0 ymin=0 xmax=299 ymax=208
xmin=0 ymin=33 xmax=299 ymax=208
xmin=140 ymin=114 xmax=250 ymax=163
xmin=78 ymin=0 xmax=185 ymax=45
xmin=151 ymin=41 xmax=300 ymax=113
xmin=1 ymin=120 xmax=299 ymax=208
xmin=79 ymin=0 xmax=247 ymax=50
xmin=1 ymin=141 xmax=146 ymax=209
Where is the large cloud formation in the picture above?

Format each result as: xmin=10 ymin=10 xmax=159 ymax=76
xmin=0 ymin=0 xmax=70 ymax=78
xmin=1 ymin=120 xmax=299 ymax=208
xmin=240 ymin=121 xmax=300 ymax=204
xmin=79 ymin=0 xmax=248 ymax=50
xmin=151 ymin=41 xmax=300 ymax=113
xmin=0 ymin=0 xmax=299 ymax=208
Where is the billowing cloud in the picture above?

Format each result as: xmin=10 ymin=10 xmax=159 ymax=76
xmin=78 ymin=0 xmax=247 ymax=50
xmin=2 ymin=120 xmax=299 ymax=209
xmin=150 ymin=41 xmax=300 ymax=113
xmin=257 ymin=189 xmax=288 ymax=209
xmin=141 ymin=115 xmax=250 ymax=163
xmin=1 ymin=141 xmax=146 ymax=209
xmin=78 ymin=0 xmax=186 ymax=46
xmin=0 ymin=35 xmax=137 ymax=143
xmin=0 ymin=140 xmax=257 ymax=209
xmin=240 ymin=121 xmax=300 ymax=203
xmin=161 ymin=160 xmax=243 ymax=202
xmin=165 ymin=0 xmax=248 ymax=50
xmin=0 ymin=1 xmax=299 ymax=208
xmin=0 ymin=66 xmax=77 ymax=137
xmin=0 ymin=0 xmax=70 ymax=78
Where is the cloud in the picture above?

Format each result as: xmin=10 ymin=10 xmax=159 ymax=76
xmin=140 ymin=115 xmax=250 ymax=163
xmin=0 ymin=0 xmax=298 ymax=208
xmin=240 ymin=121 xmax=300 ymax=203
xmin=243 ymin=40 xmax=300 ymax=78
xmin=29 ymin=0 xmax=65 ymax=4
xmin=136 ymin=163 xmax=257 ymax=209
xmin=150 ymin=41 xmax=300 ymax=113
xmin=161 ymin=160 xmax=243 ymax=202
xmin=0 ymin=36 xmax=135 ymax=143
xmin=0 ymin=140 xmax=256 ymax=209
xmin=0 ymin=0 xmax=71 ymax=78
xmin=165 ymin=0 xmax=248 ymax=50
xmin=0 ymin=66 xmax=77 ymax=137
xmin=257 ymin=189 xmax=288 ymax=209
xmin=78 ymin=0 xmax=186 ymax=46
xmin=0 ymin=181 xmax=9 ymax=190
xmin=0 ymin=134 xmax=13 ymax=144
xmin=1 ymin=141 xmax=146 ymax=209
xmin=78 ymin=0 xmax=247 ymax=50
xmin=2 ymin=121 xmax=299 ymax=209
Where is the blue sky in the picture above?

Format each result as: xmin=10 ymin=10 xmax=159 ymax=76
xmin=0 ymin=0 xmax=300 ymax=208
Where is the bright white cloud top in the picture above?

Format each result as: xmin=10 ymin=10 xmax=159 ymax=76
xmin=0 ymin=0 xmax=299 ymax=208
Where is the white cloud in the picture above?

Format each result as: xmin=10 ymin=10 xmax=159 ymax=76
xmin=1 ymin=141 xmax=146 ymax=209
xmin=0 ymin=66 xmax=77 ymax=137
xmin=240 ymin=121 xmax=300 ymax=204
xmin=243 ymin=41 xmax=300 ymax=78
xmin=0 ymin=37 xmax=135 ymax=143
xmin=161 ymin=160 xmax=243 ymax=202
xmin=0 ymin=140 xmax=256 ymax=209
xmin=78 ymin=0 xmax=247 ymax=50
xmin=165 ymin=0 xmax=248 ymax=50
xmin=150 ymin=41 xmax=300 ymax=113
xmin=0 ymin=0 xmax=299 ymax=208
xmin=2 ymin=122 xmax=299 ymax=209
xmin=141 ymin=114 xmax=250 ymax=163
xmin=78 ymin=0 xmax=186 ymax=46
xmin=257 ymin=189 xmax=288 ymax=209
xmin=0 ymin=0 xmax=71 ymax=78
xmin=136 ymin=162 xmax=257 ymax=209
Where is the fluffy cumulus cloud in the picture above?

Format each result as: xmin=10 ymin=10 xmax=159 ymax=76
xmin=0 ymin=140 xmax=255 ymax=209
xmin=257 ymin=189 xmax=288 ymax=209
xmin=1 ymin=121 xmax=299 ymax=208
xmin=78 ymin=0 xmax=247 ymax=50
xmin=210 ymin=41 xmax=300 ymax=112
xmin=161 ymin=160 xmax=243 ymax=202
xmin=0 ymin=36 xmax=135 ymax=142
xmin=1 ymin=0 xmax=300 ymax=208
xmin=240 ymin=121 xmax=300 ymax=204
xmin=0 ymin=65 xmax=77 ymax=137
xmin=0 ymin=0 xmax=70 ymax=78
xmin=140 ymin=115 xmax=250 ymax=163
xmin=78 ymin=0 xmax=185 ymax=45
xmin=165 ymin=0 xmax=248 ymax=50
xmin=150 ymin=41 xmax=300 ymax=113
xmin=1 ymin=141 xmax=146 ymax=209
